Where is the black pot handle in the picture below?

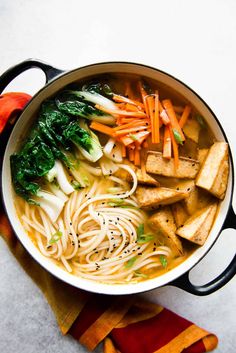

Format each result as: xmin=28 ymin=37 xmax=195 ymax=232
xmin=0 ymin=58 xmax=64 ymax=93
xmin=171 ymin=204 xmax=236 ymax=295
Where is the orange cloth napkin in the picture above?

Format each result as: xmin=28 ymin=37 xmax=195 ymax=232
xmin=0 ymin=92 xmax=218 ymax=353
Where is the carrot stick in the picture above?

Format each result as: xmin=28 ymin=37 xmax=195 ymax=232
xmin=162 ymin=99 xmax=185 ymax=141
xmin=159 ymin=102 xmax=170 ymax=125
xmin=169 ymin=125 xmax=179 ymax=169
xmin=153 ymin=91 xmax=160 ymax=143
xmin=143 ymin=140 xmax=148 ymax=148
xmin=113 ymin=119 xmax=149 ymax=131
xmin=121 ymin=144 xmax=126 ymax=157
xmin=134 ymin=144 xmax=141 ymax=166
xmin=113 ymin=94 xmax=144 ymax=110
xmin=138 ymin=81 xmax=149 ymax=115
xmin=146 ymin=95 xmax=155 ymax=143
xmin=128 ymin=147 xmax=134 ymax=161
xmin=179 ymin=105 xmax=191 ymax=128
xmin=90 ymin=121 xmax=115 ymax=137
xmin=114 ymin=125 xmax=150 ymax=136
xmin=163 ymin=126 xmax=172 ymax=159
xmin=95 ymin=104 xmax=146 ymax=118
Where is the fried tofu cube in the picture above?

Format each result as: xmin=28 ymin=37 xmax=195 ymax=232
xmin=172 ymin=202 xmax=189 ymax=227
xmin=136 ymin=186 xmax=188 ymax=210
xmin=196 ymin=142 xmax=229 ymax=199
xmin=149 ymin=207 xmax=184 ymax=256
xmin=176 ymin=203 xmax=218 ymax=245
xmin=174 ymin=180 xmax=198 ymax=215
xmin=146 ymin=151 xmax=200 ymax=179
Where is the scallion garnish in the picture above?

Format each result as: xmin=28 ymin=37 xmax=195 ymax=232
xmin=125 ymin=257 xmax=137 ymax=268
xmin=49 ymin=231 xmax=63 ymax=244
xmin=172 ymin=128 xmax=184 ymax=145
xmin=159 ymin=255 xmax=168 ymax=268
xmin=107 ymin=199 xmax=124 ymax=207
xmin=137 ymin=234 xmax=154 ymax=244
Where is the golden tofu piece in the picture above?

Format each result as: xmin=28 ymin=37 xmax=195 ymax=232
xmin=114 ymin=160 xmax=159 ymax=186
xmin=176 ymin=203 xmax=218 ymax=245
xmin=174 ymin=180 xmax=198 ymax=215
xmin=149 ymin=206 xmax=184 ymax=256
xmin=197 ymin=148 xmax=209 ymax=166
xmin=146 ymin=151 xmax=200 ymax=179
xmin=136 ymin=186 xmax=188 ymax=210
xmin=183 ymin=119 xmax=201 ymax=143
xmin=172 ymin=202 xmax=189 ymax=227
xmin=196 ymin=142 xmax=229 ymax=199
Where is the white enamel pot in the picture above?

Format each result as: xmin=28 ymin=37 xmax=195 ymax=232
xmin=1 ymin=59 xmax=235 ymax=296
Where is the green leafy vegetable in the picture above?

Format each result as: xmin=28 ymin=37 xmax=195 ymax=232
xmin=125 ymin=257 xmax=137 ymax=268
xmin=172 ymin=128 xmax=184 ymax=145
xmin=195 ymin=114 xmax=206 ymax=128
xmin=159 ymin=255 xmax=168 ymax=268
xmin=49 ymin=231 xmax=63 ymax=244
xmin=137 ymin=234 xmax=154 ymax=244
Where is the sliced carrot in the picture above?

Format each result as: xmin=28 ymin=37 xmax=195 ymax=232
xmin=90 ymin=121 xmax=115 ymax=137
xmin=121 ymin=144 xmax=126 ymax=157
xmin=113 ymin=119 xmax=149 ymax=131
xmin=153 ymin=91 xmax=160 ymax=143
xmin=146 ymin=95 xmax=155 ymax=143
xmin=179 ymin=105 xmax=191 ymax=128
xmin=159 ymin=102 xmax=170 ymax=125
xmin=169 ymin=126 xmax=179 ymax=169
xmin=128 ymin=147 xmax=134 ymax=161
xmin=134 ymin=144 xmax=141 ymax=166
xmin=162 ymin=99 xmax=185 ymax=141
xmin=143 ymin=140 xmax=148 ymax=148
xmin=113 ymin=94 xmax=144 ymax=110
xmin=114 ymin=125 xmax=150 ymax=136
xmin=95 ymin=104 xmax=146 ymax=118
xmin=163 ymin=125 xmax=172 ymax=159
xmin=138 ymin=81 xmax=149 ymax=115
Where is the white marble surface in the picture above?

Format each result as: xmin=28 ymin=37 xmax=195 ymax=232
xmin=0 ymin=0 xmax=236 ymax=352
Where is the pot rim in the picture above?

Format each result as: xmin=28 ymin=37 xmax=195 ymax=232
xmin=2 ymin=60 xmax=234 ymax=295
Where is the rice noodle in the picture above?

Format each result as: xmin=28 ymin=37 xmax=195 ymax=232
xmin=18 ymin=164 xmax=173 ymax=283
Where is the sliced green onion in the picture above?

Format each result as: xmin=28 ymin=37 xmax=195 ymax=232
xmin=49 ymin=231 xmax=63 ymax=244
xmin=159 ymin=255 xmax=168 ymax=268
xmin=72 ymin=181 xmax=81 ymax=190
xmin=120 ymin=205 xmax=138 ymax=209
xmin=134 ymin=271 xmax=148 ymax=279
xmin=137 ymin=234 xmax=154 ymax=244
xmin=172 ymin=128 xmax=183 ymax=145
xmin=125 ymin=257 xmax=137 ymax=268
xmin=195 ymin=114 xmax=206 ymax=128
xmin=137 ymin=224 xmax=144 ymax=237
xmin=108 ymin=199 xmax=124 ymax=207
xmin=129 ymin=134 xmax=138 ymax=141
